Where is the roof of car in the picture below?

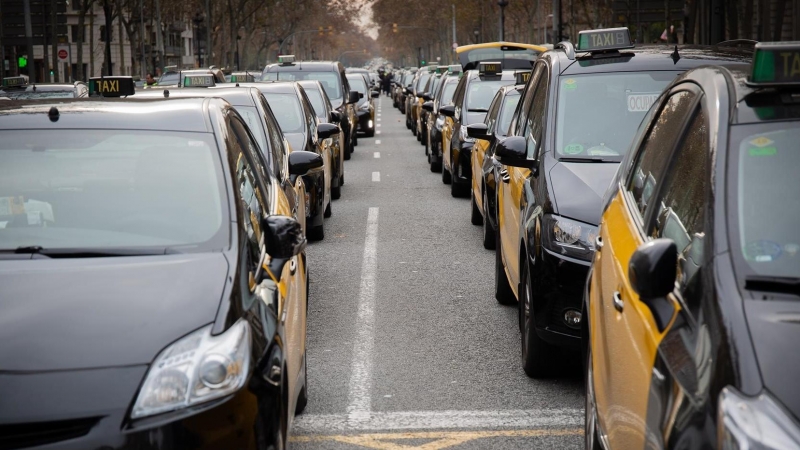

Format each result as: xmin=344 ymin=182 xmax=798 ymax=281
xmin=296 ymin=80 xmax=324 ymax=91
xmin=466 ymin=69 xmax=520 ymax=81
xmin=264 ymin=61 xmax=342 ymax=72
xmin=133 ymin=86 xmax=258 ymax=107
xmin=238 ymin=81 xmax=297 ymax=94
xmin=0 ymin=98 xmax=218 ymax=132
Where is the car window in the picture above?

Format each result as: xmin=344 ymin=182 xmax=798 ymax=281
xmin=263 ymin=92 xmax=306 ymax=134
xmin=465 ymin=79 xmax=514 ymax=112
xmin=235 ymin=106 xmax=269 ymax=161
xmin=230 ymin=116 xmax=273 ymax=201
xmin=523 ymin=66 xmax=549 ymax=158
xmin=515 ymin=63 xmax=544 ymax=136
xmin=484 ymin=90 xmax=504 ymax=133
xmin=627 ymin=90 xmax=697 ymax=220
xmin=298 ymin=89 xmax=318 ymax=141
xmin=305 ymin=88 xmax=328 ymax=121
xmin=649 ymin=108 xmax=709 ymax=295
xmin=496 ymin=94 xmax=520 ymax=138
xmin=263 ymin=70 xmax=342 ymax=101
xmin=440 ymin=80 xmax=457 ymax=106
xmin=259 ymin=94 xmax=289 ymax=181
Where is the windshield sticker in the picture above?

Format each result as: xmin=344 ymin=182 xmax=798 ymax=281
xmin=745 ymin=240 xmax=782 ymax=262
xmin=748 ymin=146 xmax=777 ymax=156
xmin=587 ymin=145 xmax=618 ymax=156
xmin=749 ymin=136 xmax=774 ymax=147
xmin=627 ymin=93 xmax=660 ymax=112
xmin=785 ymin=243 xmax=800 ymax=257
xmin=563 ymin=79 xmax=577 ymax=90
xmin=564 ymin=143 xmax=584 ymax=154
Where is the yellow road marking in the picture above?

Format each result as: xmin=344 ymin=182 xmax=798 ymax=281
xmin=291 ymin=428 xmax=582 ymax=449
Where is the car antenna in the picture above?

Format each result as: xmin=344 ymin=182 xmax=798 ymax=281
xmin=163 ymin=89 xmax=170 ymax=98
xmin=670 ymin=45 xmax=681 ymax=65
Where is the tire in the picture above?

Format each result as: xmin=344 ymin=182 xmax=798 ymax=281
xmin=344 ymin=146 xmax=351 ymax=160
xmin=494 ymin=232 xmax=516 ymax=305
xmin=451 ymin=180 xmax=468 ymax=198
xmin=431 ymin=159 xmax=442 ymax=172
xmin=482 ymin=189 xmax=496 ymax=250
xmin=353 ymin=133 xmax=358 ymax=147
xmin=365 ymin=129 xmax=375 ymax=137
xmin=425 ymin=135 xmax=429 ymax=156
xmin=295 ymin=356 xmax=309 ymax=415
xmin=332 ymin=185 xmax=341 ymax=200
xmin=471 ymin=190 xmax=483 ymax=225
xmin=442 ymin=161 xmax=452 ymax=184
xmin=411 ymin=122 xmax=417 ymax=135
xmin=520 ymin=259 xmax=556 ymax=378
xmin=584 ymin=346 xmax=603 ymax=450
xmin=416 ymin=127 xmax=421 ymax=140
xmin=308 ymin=222 xmax=324 ymax=241
xmin=324 ymin=201 xmax=332 ymax=218
xmin=340 ymin=173 xmax=344 ymax=186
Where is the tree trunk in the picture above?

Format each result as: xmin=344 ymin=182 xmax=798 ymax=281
xmin=726 ymin=0 xmax=739 ymax=39
xmin=118 ymin=7 xmax=125 ymax=74
xmin=743 ymin=0 xmax=754 ymax=39
xmin=76 ymin=0 xmax=92 ymax=80
xmin=758 ymin=0 xmax=770 ymax=40
xmin=102 ymin=0 xmax=113 ymax=75
xmin=685 ymin=0 xmax=697 ymax=44
xmin=773 ymin=0 xmax=788 ymax=41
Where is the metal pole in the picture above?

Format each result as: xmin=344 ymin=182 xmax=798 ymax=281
xmin=51 ymin=0 xmax=58 ymax=82
xmin=205 ymin=0 xmax=211 ymax=67
xmin=451 ymin=4 xmax=456 ymax=63
xmin=23 ymin=0 xmax=36 ymax=82
xmin=139 ymin=0 xmax=145 ymax=78
xmin=0 ymin=0 xmax=5 ymax=81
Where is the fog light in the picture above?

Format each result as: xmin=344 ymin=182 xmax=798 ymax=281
xmin=563 ymin=309 xmax=582 ymax=329
xmin=368 ymin=120 xmax=373 ymax=128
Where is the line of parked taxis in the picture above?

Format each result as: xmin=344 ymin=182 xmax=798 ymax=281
xmin=0 ymin=56 xmax=381 ymax=449
xmin=396 ymin=29 xmax=800 ymax=449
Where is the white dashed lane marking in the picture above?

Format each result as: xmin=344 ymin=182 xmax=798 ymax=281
xmin=374 ymin=152 xmax=380 ymax=158
xmin=372 ymin=171 xmax=380 ymax=182
xmin=375 ymin=140 xmax=381 ymax=144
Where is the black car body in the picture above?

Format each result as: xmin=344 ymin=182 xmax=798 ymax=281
xmin=493 ymin=32 xmax=752 ymax=378
xmin=297 ymin=79 xmax=347 ymax=192
xmin=425 ymin=73 xmax=460 ymax=172
xmin=416 ymin=71 xmax=443 ymax=149
xmin=0 ymin=96 xmax=315 ymax=449
xmin=405 ymin=67 xmax=434 ymax=134
xmin=584 ymin=42 xmax=800 ymax=449
xmin=0 ymin=79 xmax=89 ymax=99
xmin=345 ymin=73 xmax=377 ymax=137
xmin=395 ymin=68 xmax=417 ymax=113
xmin=262 ymin=60 xmax=359 ymax=156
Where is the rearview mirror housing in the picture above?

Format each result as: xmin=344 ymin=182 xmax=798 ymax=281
xmin=317 ymin=122 xmax=340 ymax=140
xmin=495 ymin=136 xmax=533 ymax=169
xmin=439 ymin=105 xmax=455 ymax=117
xmin=371 ymin=91 xmax=380 ymax=98
xmin=262 ymin=215 xmax=306 ymax=260
xmin=329 ymin=110 xmax=342 ymax=123
xmin=628 ymin=238 xmax=677 ymax=331
xmin=288 ymin=150 xmax=324 ymax=177
xmin=348 ymin=90 xmax=360 ymax=104
xmin=422 ymin=101 xmax=434 ymax=112
xmin=466 ymin=123 xmax=490 ymax=140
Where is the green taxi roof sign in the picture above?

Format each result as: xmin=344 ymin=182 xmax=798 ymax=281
xmin=2 ymin=76 xmax=28 ymax=88
xmin=89 ymin=76 xmax=136 ymax=97
xmin=183 ymin=74 xmax=215 ymax=87
xmin=478 ymin=61 xmax=501 ymax=76
xmin=230 ymin=72 xmax=255 ymax=83
xmin=278 ymin=54 xmax=296 ymax=64
xmin=577 ymin=27 xmax=634 ymax=52
xmin=447 ymin=64 xmax=462 ymax=74
xmin=748 ymin=41 xmax=800 ymax=87
xmin=515 ymin=70 xmax=531 ymax=85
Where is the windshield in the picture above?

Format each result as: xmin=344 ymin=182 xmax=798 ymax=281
xmin=263 ymin=92 xmax=305 ymax=133
xmin=555 ymin=72 xmax=677 ymax=160
xmin=415 ymin=73 xmax=431 ymax=92
xmin=236 ymin=106 xmax=268 ymax=156
xmin=731 ymin=124 xmax=800 ymax=279
xmin=0 ymin=130 xmax=226 ymax=251
xmin=0 ymin=90 xmax=74 ymax=100
xmin=466 ymin=79 xmax=513 ymax=111
xmin=263 ymin=70 xmax=342 ymax=101
xmin=157 ymin=72 xmax=180 ymax=86
xmin=440 ymin=82 xmax=457 ymax=105
xmin=497 ymin=94 xmax=521 ymax=137
xmin=305 ymin=88 xmax=328 ymax=120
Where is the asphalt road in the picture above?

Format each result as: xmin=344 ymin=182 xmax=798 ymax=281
xmin=292 ymin=95 xmax=585 ymax=449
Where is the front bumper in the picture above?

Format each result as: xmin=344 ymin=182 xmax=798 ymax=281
xmin=356 ymin=110 xmax=373 ymax=132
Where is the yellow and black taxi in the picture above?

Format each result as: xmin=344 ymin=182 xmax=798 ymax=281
xmin=440 ymin=62 xmax=518 ymax=197
xmin=465 ymin=74 xmax=525 ymax=250
xmin=492 ymin=28 xmax=752 ymax=378
xmin=345 ymin=72 xmax=378 ymax=137
xmin=0 ymin=76 xmax=318 ymax=449
xmin=406 ymin=65 xmax=435 ymax=134
xmin=298 ymin=79 xmax=347 ymax=193
xmin=153 ymin=67 xmax=227 ymax=87
xmin=456 ymin=42 xmax=546 ymax=71
xmin=415 ymin=66 xmax=442 ymax=145
xmin=584 ymin=42 xmax=800 ymax=450
xmin=262 ymin=55 xmax=360 ymax=156
xmin=425 ymin=65 xmax=461 ymax=172
xmin=0 ymin=76 xmax=88 ymax=99
xmin=395 ymin=67 xmax=417 ymax=113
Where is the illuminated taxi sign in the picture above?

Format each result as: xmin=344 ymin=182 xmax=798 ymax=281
xmin=183 ymin=74 xmax=215 ymax=87
xmin=447 ymin=64 xmax=462 ymax=74
xmin=748 ymin=42 xmax=800 ymax=86
xmin=89 ymin=76 xmax=136 ymax=97
xmin=2 ymin=76 xmax=27 ymax=87
xmin=577 ymin=27 xmax=633 ymax=52
xmin=515 ymin=70 xmax=531 ymax=85
xmin=478 ymin=61 xmax=501 ymax=76
xmin=426 ymin=64 xmax=439 ymax=72
xmin=230 ymin=72 xmax=255 ymax=82
xmin=278 ymin=54 xmax=296 ymax=64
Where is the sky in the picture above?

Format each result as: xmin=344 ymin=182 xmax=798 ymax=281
xmin=355 ymin=0 xmax=379 ymax=39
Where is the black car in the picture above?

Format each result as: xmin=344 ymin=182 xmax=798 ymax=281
xmin=395 ymin=68 xmax=417 ymax=113
xmin=424 ymin=71 xmax=460 ymax=172
xmin=406 ymin=67 xmax=434 ymax=134
xmin=345 ymin=73 xmax=378 ymax=137
xmin=584 ymin=41 xmax=800 ymax=449
xmin=0 ymin=77 xmax=89 ymax=99
xmin=262 ymin=56 xmax=360 ymax=156
xmin=153 ymin=68 xmax=227 ymax=87
xmin=416 ymin=70 xmax=443 ymax=149
xmin=0 ymin=78 xmax=318 ymax=449
xmin=297 ymin=79 xmax=347 ymax=189
xmin=492 ymin=28 xmax=752 ymax=377
xmin=441 ymin=63 xmax=517 ymax=197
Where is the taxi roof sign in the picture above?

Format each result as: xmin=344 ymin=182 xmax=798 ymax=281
xmin=577 ymin=27 xmax=634 ymax=52
xmin=230 ymin=72 xmax=255 ymax=83
xmin=447 ymin=64 xmax=462 ymax=74
xmin=2 ymin=76 xmax=27 ymax=88
xmin=515 ymin=70 xmax=531 ymax=85
xmin=278 ymin=54 xmax=296 ymax=64
xmin=478 ymin=61 xmax=501 ymax=76
xmin=89 ymin=76 xmax=135 ymax=97
xmin=748 ymin=41 xmax=800 ymax=87
xmin=183 ymin=74 xmax=215 ymax=87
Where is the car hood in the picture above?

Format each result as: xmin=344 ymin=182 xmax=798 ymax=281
xmin=743 ymin=300 xmax=800 ymax=420
xmin=0 ymin=253 xmax=229 ymax=372
xmin=549 ymin=161 xmax=619 ymax=225
xmin=285 ymin=132 xmax=308 ymax=153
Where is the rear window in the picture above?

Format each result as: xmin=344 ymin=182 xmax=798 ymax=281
xmin=305 ymin=88 xmax=327 ymax=120
xmin=466 ymin=79 xmax=514 ymax=112
xmin=263 ymin=70 xmax=342 ymax=101
xmin=263 ymin=93 xmax=306 ymax=134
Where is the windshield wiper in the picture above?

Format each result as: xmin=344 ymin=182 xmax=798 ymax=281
xmin=559 ymin=157 xmax=610 ymax=163
xmin=467 ymin=108 xmax=489 ymax=113
xmin=745 ymin=275 xmax=800 ymax=297
xmin=0 ymin=246 xmax=178 ymax=258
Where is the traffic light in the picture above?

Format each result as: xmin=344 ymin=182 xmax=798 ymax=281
xmin=319 ymin=26 xmax=324 ymax=36
xmin=328 ymin=26 xmax=333 ymax=36
xmin=392 ymin=23 xmax=398 ymax=33
xmin=421 ymin=60 xmax=426 ymax=65
xmin=18 ymin=55 xmax=27 ymax=68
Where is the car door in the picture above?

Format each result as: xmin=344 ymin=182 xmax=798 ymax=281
xmin=299 ymin=87 xmax=331 ymax=209
xmin=472 ymin=91 xmax=502 ymax=211
xmin=499 ymin=63 xmax=546 ymax=297
xmin=592 ymin=87 xmax=701 ymax=449
xmin=443 ymin=76 xmax=467 ymax=170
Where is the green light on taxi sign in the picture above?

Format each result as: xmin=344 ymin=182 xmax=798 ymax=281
xmin=183 ymin=75 xmax=215 ymax=87
xmin=230 ymin=73 xmax=255 ymax=83
xmin=577 ymin=27 xmax=633 ymax=52
xmin=748 ymin=42 xmax=800 ymax=86
xmin=278 ymin=54 xmax=296 ymax=64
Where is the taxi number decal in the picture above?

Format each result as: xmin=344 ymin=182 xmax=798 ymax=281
xmin=564 ymin=144 xmax=584 ymax=154
xmin=627 ymin=93 xmax=660 ymax=112
xmin=95 ymin=79 xmax=120 ymax=93
xmin=563 ymin=79 xmax=577 ymax=90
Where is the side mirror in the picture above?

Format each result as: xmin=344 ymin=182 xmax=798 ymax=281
xmin=348 ymin=90 xmax=359 ymax=104
xmin=371 ymin=91 xmax=380 ymax=98
xmin=288 ymin=150 xmax=324 ymax=176
xmin=439 ymin=105 xmax=455 ymax=117
xmin=261 ymin=215 xmax=306 ymax=277
xmin=317 ymin=122 xmax=341 ymax=140
xmin=422 ymin=101 xmax=434 ymax=112
xmin=358 ymin=92 xmax=364 ymax=99
xmin=494 ymin=136 xmax=532 ymax=168
xmin=628 ymin=238 xmax=677 ymax=331
xmin=329 ymin=110 xmax=342 ymax=123
xmin=466 ymin=123 xmax=490 ymax=140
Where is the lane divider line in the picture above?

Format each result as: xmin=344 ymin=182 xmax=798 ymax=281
xmin=376 ymin=131 xmax=381 ymax=135
xmin=375 ymin=140 xmax=381 ymax=145
xmin=374 ymin=152 xmax=380 ymax=159
xmin=346 ymin=207 xmax=380 ymax=426
xmin=372 ymin=171 xmax=380 ymax=182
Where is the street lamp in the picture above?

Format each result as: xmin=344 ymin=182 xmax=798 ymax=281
xmin=498 ymin=0 xmax=508 ymax=41
xmin=473 ymin=28 xmax=480 ymax=44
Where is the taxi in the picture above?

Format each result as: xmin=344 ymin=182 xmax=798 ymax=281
xmin=492 ymin=28 xmax=751 ymax=378
xmin=0 ymin=76 xmax=89 ymax=99
xmin=0 ymin=77 xmax=317 ymax=449
xmin=465 ymin=73 xmax=526 ymax=249
xmin=584 ymin=42 xmax=800 ymax=450
xmin=229 ymin=71 xmax=257 ymax=83
xmin=424 ymin=65 xmax=461 ymax=172
xmin=406 ymin=66 xmax=435 ymax=133
xmin=298 ymin=79 xmax=347 ymax=193
xmin=345 ymin=72 xmax=378 ymax=137
xmin=152 ymin=67 xmax=227 ymax=87
xmin=395 ymin=68 xmax=417 ymax=113
xmin=440 ymin=62 xmax=518 ymax=197
xmin=455 ymin=41 xmax=546 ymax=71
xmin=415 ymin=66 xmax=442 ymax=145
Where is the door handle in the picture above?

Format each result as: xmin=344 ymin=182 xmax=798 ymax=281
xmin=289 ymin=258 xmax=297 ymax=275
xmin=595 ymin=235 xmax=603 ymax=248
xmin=502 ymin=175 xmax=511 ymax=183
xmin=612 ymin=291 xmax=624 ymax=312
xmin=499 ymin=168 xmax=508 ymax=177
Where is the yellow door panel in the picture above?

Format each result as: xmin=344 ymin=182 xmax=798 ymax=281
xmin=442 ymin=117 xmax=454 ymax=168
xmin=472 ymin=139 xmax=489 ymax=211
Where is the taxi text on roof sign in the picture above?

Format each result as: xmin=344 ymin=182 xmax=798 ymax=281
xmin=577 ymin=27 xmax=634 ymax=52
xmin=478 ymin=62 xmax=501 ymax=76
xmin=447 ymin=64 xmax=462 ymax=74
xmin=515 ymin=71 xmax=531 ymax=85
xmin=2 ymin=77 xmax=27 ymax=87
xmin=278 ymin=55 xmax=296 ymax=64
xmin=230 ymin=73 xmax=255 ymax=83
xmin=89 ymin=76 xmax=135 ymax=97
xmin=183 ymin=75 xmax=215 ymax=87
xmin=749 ymin=41 xmax=800 ymax=86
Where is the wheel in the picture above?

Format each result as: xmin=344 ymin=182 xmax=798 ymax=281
xmin=406 ymin=117 xmax=412 ymax=129
xmin=451 ymin=180 xmax=468 ymax=198
xmin=416 ymin=127 xmax=421 ymax=140
xmin=442 ymin=162 xmax=452 ymax=184
xmin=482 ymin=190 xmax=496 ymax=250
xmin=471 ymin=190 xmax=483 ymax=225
xmin=353 ymin=133 xmax=358 ymax=147
xmin=520 ymin=258 xmax=556 ymax=378
xmin=332 ymin=185 xmax=341 ymax=200
xmin=411 ymin=122 xmax=417 ymax=135
xmin=425 ymin=135 xmax=429 ymax=156
xmin=324 ymin=201 xmax=332 ymax=218
xmin=584 ymin=344 xmax=603 ymax=450
xmin=295 ymin=356 xmax=308 ymax=415
xmin=340 ymin=173 xmax=344 ymax=185
xmin=494 ymin=232 xmax=516 ymax=305
xmin=431 ymin=159 xmax=442 ymax=172
xmin=344 ymin=145 xmax=351 ymax=160
xmin=365 ymin=129 xmax=375 ymax=137
xmin=308 ymin=222 xmax=324 ymax=241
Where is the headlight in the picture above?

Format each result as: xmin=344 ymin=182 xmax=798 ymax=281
xmin=718 ymin=387 xmax=800 ymax=449
xmin=459 ymin=125 xmax=475 ymax=143
xmin=543 ymin=214 xmax=598 ymax=261
xmin=131 ymin=320 xmax=251 ymax=419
